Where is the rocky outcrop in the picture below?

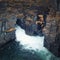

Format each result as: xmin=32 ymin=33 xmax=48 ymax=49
xmin=0 ymin=14 xmax=16 ymax=47
xmin=44 ymin=12 xmax=60 ymax=57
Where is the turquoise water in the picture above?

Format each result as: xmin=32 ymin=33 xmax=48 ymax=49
xmin=0 ymin=26 xmax=60 ymax=60
xmin=0 ymin=40 xmax=59 ymax=60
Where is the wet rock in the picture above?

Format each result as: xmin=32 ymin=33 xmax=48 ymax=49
xmin=44 ymin=13 xmax=60 ymax=57
xmin=0 ymin=15 xmax=16 ymax=47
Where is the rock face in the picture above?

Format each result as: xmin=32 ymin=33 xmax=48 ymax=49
xmin=0 ymin=15 xmax=16 ymax=47
xmin=44 ymin=12 xmax=60 ymax=57
xmin=16 ymin=17 xmax=44 ymax=36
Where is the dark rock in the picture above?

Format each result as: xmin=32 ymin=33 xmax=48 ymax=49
xmin=44 ymin=14 xmax=60 ymax=57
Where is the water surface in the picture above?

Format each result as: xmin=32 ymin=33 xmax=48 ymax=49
xmin=0 ymin=26 xmax=59 ymax=60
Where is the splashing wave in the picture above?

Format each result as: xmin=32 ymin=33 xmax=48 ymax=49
xmin=15 ymin=26 xmax=44 ymax=51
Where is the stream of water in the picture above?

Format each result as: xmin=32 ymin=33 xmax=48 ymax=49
xmin=0 ymin=25 xmax=59 ymax=60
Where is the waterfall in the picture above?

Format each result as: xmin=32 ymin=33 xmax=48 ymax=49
xmin=15 ymin=26 xmax=44 ymax=51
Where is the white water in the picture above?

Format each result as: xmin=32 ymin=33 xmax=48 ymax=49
xmin=15 ymin=26 xmax=59 ymax=60
xmin=15 ymin=26 xmax=44 ymax=51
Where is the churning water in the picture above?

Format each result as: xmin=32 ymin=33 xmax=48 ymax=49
xmin=15 ymin=26 xmax=60 ymax=60
xmin=15 ymin=26 xmax=44 ymax=51
xmin=0 ymin=25 xmax=59 ymax=60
